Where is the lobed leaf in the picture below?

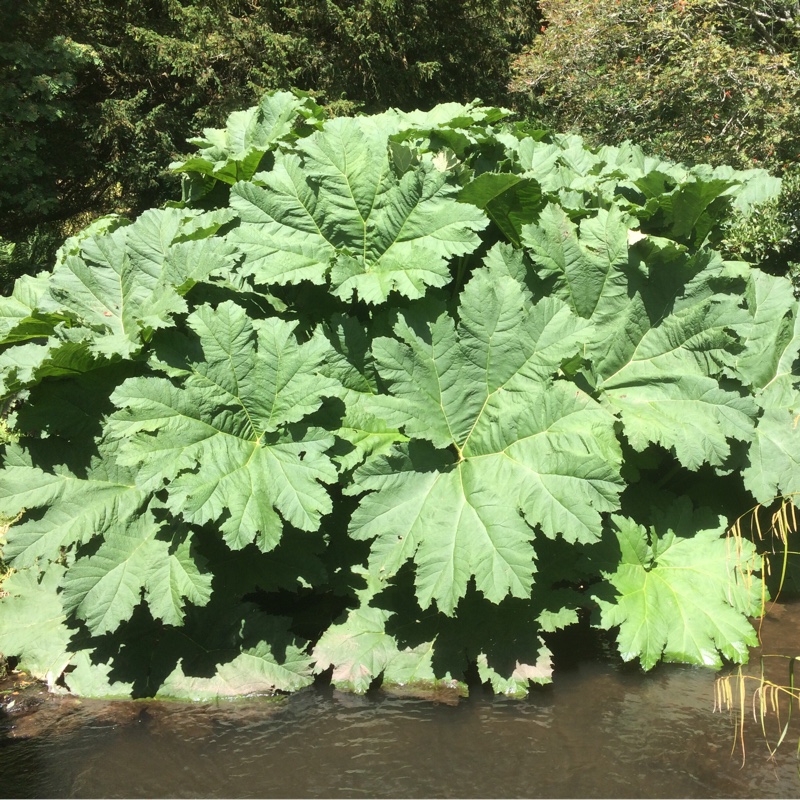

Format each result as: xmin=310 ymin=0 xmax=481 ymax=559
xmin=312 ymin=606 xmax=398 ymax=694
xmin=108 ymin=301 xmax=340 ymax=551
xmin=228 ymin=117 xmax=488 ymax=303
xmin=0 ymin=566 xmax=72 ymax=686
xmin=742 ymin=375 xmax=800 ymax=505
xmin=153 ymin=606 xmax=315 ymax=699
xmin=350 ymin=260 xmax=623 ymax=613
xmin=735 ymin=270 xmax=800 ymax=390
xmin=595 ymin=509 xmax=762 ymax=670
xmin=171 ymin=90 xmax=324 ymax=189
xmin=522 ymin=204 xmax=630 ymax=321
xmin=61 ymin=514 xmax=212 ymax=635
xmin=0 ymin=440 xmax=149 ymax=567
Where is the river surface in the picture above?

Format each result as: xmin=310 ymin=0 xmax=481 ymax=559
xmin=1 ymin=607 xmax=799 ymax=798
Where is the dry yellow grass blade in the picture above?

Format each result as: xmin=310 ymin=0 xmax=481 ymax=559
xmin=719 ymin=494 xmax=800 ymax=767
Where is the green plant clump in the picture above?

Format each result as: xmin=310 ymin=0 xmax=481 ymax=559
xmin=0 ymin=91 xmax=797 ymax=701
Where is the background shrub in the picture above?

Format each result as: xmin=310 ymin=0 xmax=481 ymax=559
xmin=509 ymin=0 xmax=800 ymax=277
xmin=1 ymin=0 xmax=540 ymax=272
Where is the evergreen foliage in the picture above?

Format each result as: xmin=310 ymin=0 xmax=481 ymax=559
xmin=1 ymin=0 xmax=539 ymax=245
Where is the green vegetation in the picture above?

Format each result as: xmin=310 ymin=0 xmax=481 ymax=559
xmin=509 ymin=0 xmax=800 ymax=279
xmin=722 ymin=171 xmax=800 ymax=287
xmin=510 ymin=0 xmax=800 ymax=172
xmin=1 ymin=0 xmax=539 ymax=289
xmin=0 ymin=94 xmax=796 ymax=699
xmin=7 ymin=0 xmax=800 ymax=295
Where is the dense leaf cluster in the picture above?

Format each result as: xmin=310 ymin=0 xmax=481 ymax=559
xmin=0 ymin=93 xmax=797 ymax=699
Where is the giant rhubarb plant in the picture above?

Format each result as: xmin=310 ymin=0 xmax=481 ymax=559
xmin=0 ymin=91 xmax=796 ymax=699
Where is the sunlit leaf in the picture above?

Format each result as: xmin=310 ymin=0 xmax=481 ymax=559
xmin=595 ymin=507 xmax=762 ymax=670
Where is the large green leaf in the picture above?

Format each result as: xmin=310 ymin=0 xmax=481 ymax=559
xmin=458 ymin=173 xmax=543 ymax=246
xmin=0 ymin=565 xmax=72 ymax=686
xmin=601 ymin=370 xmax=756 ymax=471
xmin=659 ymin=177 xmax=737 ymax=246
xmin=64 ymin=602 xmax=316 ymax=700
xmin=228 ymin=117 xmax=488 ymax=303
xmin=171 ymin=90 xmax=324 ymax=187
xmin=434 ymin=589 xmax=564 ymax=697
xmin=539 ymin=215 xmax=759 ymax=470
xmin=0 ymin=333 xmax=105 ymax=398
xmin=61 ymin=651 xmax=135 ymax=699
xmin=509 ymin=133 xmax=779 ymax=241
xmin=349 ymin=260 xmax=623 ymax=613
xmin=595 ymin=276 xmax=757 ymax=469
xmin=385 ymin=100 xmax=511 ymax=155
xmin=61 ymin=514 xmax=212 ymax=635
xmin=56 ymin=603 xmax=314 ymax=700
xmin=158 ymin=641 xmax=312 ymax=700
xmin=153 ymin=605 xmax=314 ymax=699
xmin=595 ymin=508 xmax=762 ymax=670
xmin=735 ymin=270 xmax=800 ymax=390
xmin=734 ymin=272 xmax=800 ymax=504
xmin=522 ymin=204 xmax=631 ymax=321
xmin=0 ymin=439 xmax=149 ymax=567
xmin=308 ymin=315 xmax=405 ymax=472
xmin=312 ymin=574 xmax=565 ymax=696
xmin=313 ymin=611 xmax=467 ymax=697
xmin=0 ymin=209 xmax=237 ymax=400
xmin=41 ymin=207 xmax=235 ymax=352
xmin=368 ymin=260 xmax=593 ymax=449
xmin=743 ymin=375 xmax=800 ymax=505
xmin=42 ymin=214 xmax=187 ymax=358
xmin=312 ymin=606 xmax=399 ymax=694
xmin=0 ymin=273 xmax=63 ymax=345
xmin=161 ymin=236 xmax=241 ymax=296
xmin=108 ymin=301 xmax=339 ymax=551
xmin=475 ymin=648 xmax=552 ymax=697
xmin=596 ymin=285 xmax=757 ymax=467
xmin=310 ymin=570 xmax=464 ymax=695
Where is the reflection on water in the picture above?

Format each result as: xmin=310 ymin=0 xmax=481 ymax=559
xmin=2 ymin=604 xmax=800 ymax=799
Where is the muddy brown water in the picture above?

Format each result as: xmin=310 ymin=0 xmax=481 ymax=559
xmin=1 ymin=607 xmax=800 ymax=798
